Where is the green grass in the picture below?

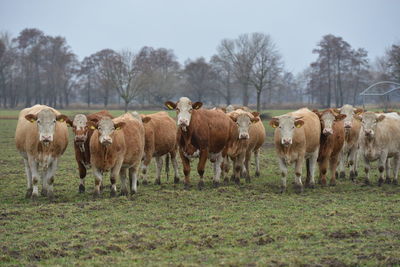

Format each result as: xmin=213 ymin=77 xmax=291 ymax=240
xmin=1 ymin=109 xmax=400 ymax=266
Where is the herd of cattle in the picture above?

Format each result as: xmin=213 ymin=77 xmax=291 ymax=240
xmin=14 ymin=97 xmax=400 ymax=199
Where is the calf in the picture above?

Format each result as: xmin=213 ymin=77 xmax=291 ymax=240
xmin=224 ymin=110 xmax=260 ymax=183
xmin=313 ymin=109 xmax=346 ymax=186
xmin=15 ymin=105 xmax=69 ymax=199
xmin=335 ymin=104 xmax=363 ymax=180
xmin=165 ymin=97 xmax=236 ymax=189
xmin=357 ymin=112 xmax=400 ymax=185
xmin=89 ymin=113 xmax=145 ymax=196
xmin=66 ymin=110 xmax=113 ymax=193
xmin=269 ymin=108 xmax=321 ymax=193
xmin=137 ymin=111 xmax=180 ymax=185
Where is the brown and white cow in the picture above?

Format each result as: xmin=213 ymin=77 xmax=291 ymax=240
xmin=66 ymin=110 xmax=113 ymax=193
xmin=224 ymin=110 xmax=261 ymax=183
xmin=357 ymin=112 xmax=400 ymax=185
xmin=269 ymin=108 xmax=321 ymax=193
xmin=15 ymin=105 xmax=69 ymax=199
xmin=165 ymin=97 xmax=236 ymax=189
xmin=133 ymin=111 xmax=180 ymax=185
xmin=335 ymin=104 xmax=363 ymax=180
xmin=313 ymin=109 xmax=346 ymax=186
xmin=89 ymin=113 xmax=146 ymax=196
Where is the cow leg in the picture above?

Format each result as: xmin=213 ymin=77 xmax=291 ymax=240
xmin=378 ymin=152 xmax=388 ymax=186
xmin=254 ymin=149 xmax=260 ymax=177
xmin=93 ymin=167 xmax=103 ymax=197
xmin=348 ymin=146 xmax=358 ymax=181
xmin=308 ymin=150 xmax=318 ymax=188
xmin=28 ymin=156 xmax=40 ymax=199
xmin=278 ymin=157 xmax=288 ymax=193
xmin=141 ymin=156 xmax=152 ymax=185
xmin=363 ymin=156 xmax=371 ymax=185
xmin=179 ymin=149 xmax=191 ymax=189
xmin=294 ymin=157 xmax=304 ymax=193
xmin=329 ymin=155 xmax=339 ymax=186
xmin=78 ymin=161 xmax=87 ymax=193
xmin=318 ymin=155 xmax=328 ymax=187
xmin=171 ymin=151 xmax=180 ymax=184
xmin=155 ymin=156 xmax=163 ymax=185
xmin=43 ymin=158 xmax=58 ymax=199
xmin=242 ymin=151 xmax=251 ymax=180
xmin=385 ymin=158 xmax=392 ymax=184
xmin=222 ymin=156 xmax=230 ymax=185
xmin=337 ymin=149 xmax=346 ymax=179
xmin=119 ymin=167 xmax=128 ymax=196
xmin=212 ymin=153 xmax=223 ymax=187
xmin=129 ymin=166 xmax=138 ymax=195
xmin=197 ymin=149 xmax=208 ymax=190
xmin=392 ymin=155 xmax=400 ymax=185
xmin=23 ymin=158 xmax=33 ymax=198
xmin=110 ymin=160 xmax=123 ymax=197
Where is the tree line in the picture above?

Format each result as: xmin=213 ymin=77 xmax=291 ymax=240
xmin=0 ymin=28 xmax=399 ymax=111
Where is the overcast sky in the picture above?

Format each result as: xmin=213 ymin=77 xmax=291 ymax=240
xmin=1 ymin=0 xmax=399 ymax=74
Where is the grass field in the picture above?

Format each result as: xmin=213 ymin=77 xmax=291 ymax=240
xmin=1 ymin=109 xmax=400 ymax=266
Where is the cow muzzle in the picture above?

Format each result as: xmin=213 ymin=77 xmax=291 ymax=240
xmin=344 ymin=122 xmax=352 ymax=129
xmin=100 ymin=137 xmax=113 ymax=146
xmin=239 ymin=133 xmax=249 ymax=140
xmin=74 ymin=135 xmax=86 ymax=144
xmin=323 ymin=128 xmax=333 ymax=136
xmin=40 ymin=135 xmax=53 ymax=145
xmin=364 ymin=130 xmax=374 ymax=138
xmin=281 ymin=138 xmax=292 ymax=146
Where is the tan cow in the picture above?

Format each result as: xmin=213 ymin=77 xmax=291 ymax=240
xmin=334 ymin=104 xmax=363 ymax=180
xmin=269 ymin=108 xmax=321 ymax=193
xmin=89 ymin=113 xmax=145 ymax=196
xmin=357 ymin=112 xmax=400 ymax=185
xmin=15 ymin=105 xmax=69 ymax=199
xmin=135 ymin=111 xmax=180 ymax=185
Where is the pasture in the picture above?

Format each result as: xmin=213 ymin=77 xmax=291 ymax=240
xmin=1 ymin=109 xmax=400 ymax=266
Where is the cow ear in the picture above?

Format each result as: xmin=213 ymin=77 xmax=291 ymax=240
xmin=294 ymin=119 xmax=304 ymax=128
xmin=87 ymin=121 xmax=97 ymax=130
xmin=221 ymin=107 xmax=227 ymax=113
xmin=335 ymin=114 xmax=346 ymax=121
xmin=25 ymin=114 xmax=37 ymax=123
xmin=312 ymin=109 xmax=321 ymax=118
xmin=251 ymin=117 xmax=260 ymax=123
xmin=142 ymin=116 xmax=151 ymax=124
xmin=333 ymin=108 xmax=341 ymax=114
xmin=269 ymin=118 xmax=279 ymax=128
xmin=354 ymin=114 xmax=362 ymax=121
xmin=251 ymin=112 xmax=260 ymax=118
xmin=377 ymin=115 xmax=385 ymax=122
xmin=114 ymin=122 xmax=125 ymax=130
xmin=164 ymin=101 xmax=177 ymax=110
xmin=229 ymin=115 xmax=237 ymax=122
xmin=56 ymin=114 xmax=69 ymax=123
xmin=65 ymin=118 xmax=73 ymax=127
xmin=192 ymin=102 xmax=203 ymax=110
xmin=354 ymin=108 xmax=363 ymax=115
xmin=89 ymin=117 xmax=99 ymax=124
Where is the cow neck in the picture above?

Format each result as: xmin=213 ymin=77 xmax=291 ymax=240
xmin=103 ymin=146 xmax=109 ymax=166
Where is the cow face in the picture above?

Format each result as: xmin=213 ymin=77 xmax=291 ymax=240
xmin=359 ymin=112 xmax=385 ymax=139
xmin=165 ymin=97 xmax=202 ymax=131
xmin=68 ymin=114 xmax=89 ymax=144
xmin=269 ymin=115 xmax=304 ymax=146
xmin=230 ymin=112 xmax=260 ymax=140
xmin=337 ymin=105 xmax=363 ymax=130
xmin=25 ymin=109 xmax=68 ymax=146
xmin=316 ymin=111 xmax=346 ymax=136
xmin=89 ymin=118 xmax=125 ymax=146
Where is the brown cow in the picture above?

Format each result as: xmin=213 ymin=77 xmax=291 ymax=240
xmin=224 ymin=110 xmax=260 ymax=183
xmin=270 ymin=108 xmax=321 ymax=193
xmin=313 ymin=109 xmax=346 ymax=186
xmin=134 ymin=111 xmax=180 ymax=185
xmin=15 ymin=105 xmax=69 ymax=199
xmin=243 ymin=112 xmax=265 ymax=178
xmin=334 ymin=104 xmax=363 ymax=180
xmin=66 ymin=110 xmax=113 ymax=193
xmin=165 ymin=97 xmax=236 ymax=189
xmin=89 ymin=113 xmax=145 ymax=196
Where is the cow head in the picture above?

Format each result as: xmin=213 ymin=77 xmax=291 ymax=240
xmin=357 ymin=112 xmax=385 ymax=139
xmin=336 ymin=105 xmax=363 ymax=130
xmin=269 ymin=115 xmax=304 ymax=146
xmin=314 ymin=109 xmax=346 ymax=136
xmin=25 ymin=109 xmax=68 ymax=146
xmin=165 ymin=97 xmax=202 ymax=131
xmin=88 ymin=118 xmax=125 ymax=146
xmin=229 ymin=111 xmax=260 ymax=140
xmin=66 ymin=114 xmax=90 ymax=145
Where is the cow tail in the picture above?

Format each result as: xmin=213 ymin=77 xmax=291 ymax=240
xmin=165 ymin=153 xmax=170 ymax=181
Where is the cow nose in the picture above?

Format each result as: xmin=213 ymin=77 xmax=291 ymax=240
xmin=323 ymin=128 xmax=333 ymax=135
xmin=365 ymin=130 xmax=373 ymax=137
xmin=75 ymin=135 xmax=86 ymax=143
xmin=282 ymin=138 xmax=292 ymax=146
xmin=101 ymin=137 xmax=112 ymax=146
xmin=41 ymin=136 xmax=52 ymax=142
xmin=178 ymin=119 xmax=189 ymax=127
xmin=239 ymin=133 xmax=249 ymax=139
xmin=344 ymin=122 xmax=352 ymax=128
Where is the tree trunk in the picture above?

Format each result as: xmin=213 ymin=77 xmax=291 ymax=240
xmin=242 ymin=83 xmax=249 ymax=106
xmin=256 ymin=89 xmax=261 ymax=112
xmin=124 ymin=100 xmax=129 ymax=113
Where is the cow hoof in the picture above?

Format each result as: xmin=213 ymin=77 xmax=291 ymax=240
xmin=31 ymin=194 xmax=38 ymax=201
xmin=294 ymin=184 xmax=304 ymax=194
xmin=393 ymin=180 xmax=398 ymax=185
xmin=79 ymin=184 xmax=85 ymax=193
xmin=339 ymin=172 xmax=346 ymax=179
xmin=198 ymin=180 xmax=205 ymax=190
xmin=47 ymin=191 xmax=54 ymax=201
xmin=93 ymin=191 xmax=101 ymax=198
xmin=223 ymin=178 xmax=229 ymax=185
xmin=350 ymin=171 xmax=356 ymax=181
xmin=120 ymin=190 xmax=128 ymax=196
xmin=110 ymin=190 xmax=117 ymax=197
xmin=184 ymin=183 xmax=191 ymax=190
xmin=378 ymin=178 xmax=384 ymax=186
xmin=213 ymin=181 xmax=220 ymax=188
xmin=308 ymin=183 xmax=316 ymax=189
xmin=245 ymin=177 xmax=251 ymax=183
xmin=255 ymin=171 xmax=260 ymax=177
xmin=25 ymin=188 xmax=33 ymax=199
xmin=142 ymin=180 xmax=149 ymax=186
xmin=130 ymin=190 xmax=137 ymax=196
xmin=41 ymin=188 xmax=48 ymax=197
xmin=174 ymin=177 xmax=180 ymax=184
xmin=355 ymin=171 xmax=359 ymax=177
xmin=329 ymin=181 xmax=336 ymax=187
xmin=280 ymin=186 xmax=286 ymax=194
xmin=155 ymin=179 xmax=161 ymax=185
xmin=364 ymin=179 xmax=370 ymax=186
xmin=100 ymin=185 xmax=105 ymax=192
xmin=385 ymin=178 xmax=392 ymax=184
